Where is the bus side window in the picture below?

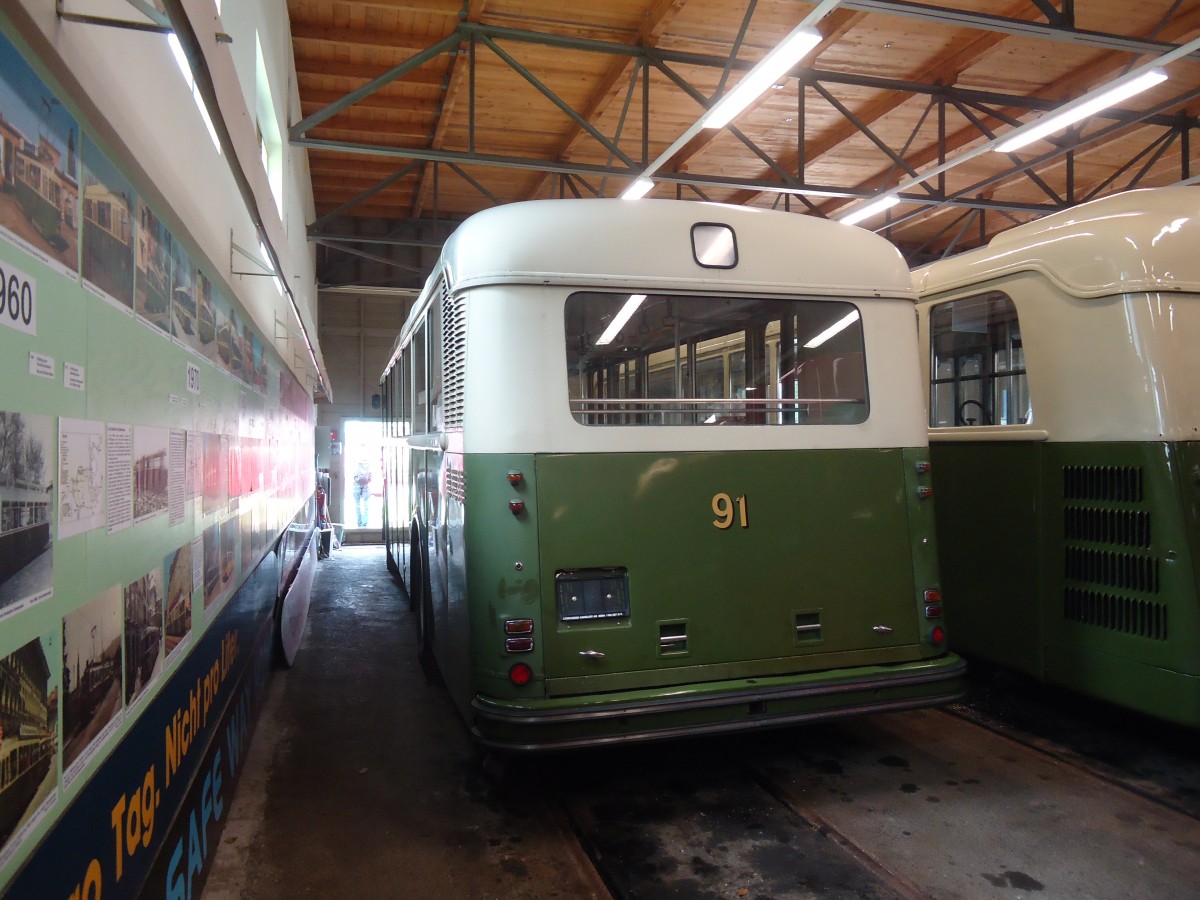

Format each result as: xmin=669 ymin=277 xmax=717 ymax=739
xmin=929 ymin=291 xmax=1030 ymax=427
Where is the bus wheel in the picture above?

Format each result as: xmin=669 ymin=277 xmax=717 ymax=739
xmin=417 ymin=579 xmax=434 ymax=657
xmin=407 ymin=529 xmax=421 ymax=613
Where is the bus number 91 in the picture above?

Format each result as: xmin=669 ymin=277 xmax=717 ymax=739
xmin=712 ymin=493 xmax=748 ymax=529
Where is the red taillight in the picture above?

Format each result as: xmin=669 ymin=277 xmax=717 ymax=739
xmin=915 ymin=460 xmax=931 ymax=473
xmin=916 ymin=486 xmax=933 ymax=499
xmin=509 ymin=662 xmax=533 ymax=686
xmin=930 ymin=625 xmax=946 ymax=647
xmin=504 ymin=619 xmax=534 ymax=635
xmin=925 ymin=604 xmax=944 ymax=619
xmin=509 ymin=499 xmax=525 ymax=515
xmin=505 ymin=637 xmax=534 ymax=653
xmin=924 ymin=589 xmax=942 ymax=603
xmin=506 ymin=470 xmax=524 ymax=485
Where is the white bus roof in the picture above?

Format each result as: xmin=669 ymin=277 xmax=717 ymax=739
xmin=912 ymin=187 xmax=1200 ymax=299
xmin=436 ymin=198 xmax=913 ymax=299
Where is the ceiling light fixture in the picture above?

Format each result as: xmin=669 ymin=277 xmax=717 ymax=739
xmin=838 ymin=194 xmax=900 ymax=227
xmin=621 ymin=178 xmax=655 ymax=200
xmin=804 ymin=309 xmax=861 ymax=349
xmin=995 ymin=68 xmax=1168 ymax=153
xmin=596 ymin=295 xmax=647 ymax=346
xmin=704 ymin=26 xmax=822 ymax=130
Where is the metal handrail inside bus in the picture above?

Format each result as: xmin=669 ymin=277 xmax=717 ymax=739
xmin=569 ymin=396 xmax=864 ymax=425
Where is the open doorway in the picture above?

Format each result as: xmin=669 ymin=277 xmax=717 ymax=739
xmin=342 ymin=419 xmax=382 ymax=531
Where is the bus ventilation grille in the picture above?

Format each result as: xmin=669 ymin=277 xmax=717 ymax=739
xmin=1064 ymin=588 xmax=1168 ymax=641
xmin=441 ymin=281 xmax=467 ymax=430
xmin=1063 ymin=507 xmax=1151 ymax=549
xmin=1062 ymin=465 xmax=1144 ymax=502
xmin=446 ymin=466 xmax=465 ymax=502
xmin=1064 ymin=547 xmax=1159 ymax=593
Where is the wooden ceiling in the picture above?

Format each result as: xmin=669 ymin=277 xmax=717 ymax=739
xmin=287 ymin=0 xmax=1200 ymax=290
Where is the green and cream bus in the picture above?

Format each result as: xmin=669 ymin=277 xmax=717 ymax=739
xmin=382 ymin=198 xmax=964 ymax=750
xmin=914 ymin=186 xmax=1200 ymax=726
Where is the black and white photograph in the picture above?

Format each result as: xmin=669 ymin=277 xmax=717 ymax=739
xmin=133 ymin=425 xmax=168 ymax=523
xmin=122 ymin=568 xmax=163 ymax=707
xmin=0 ymin=411 xmax=53 ymax=618
xmin=61 ymin=585 xmax=122 ymax=778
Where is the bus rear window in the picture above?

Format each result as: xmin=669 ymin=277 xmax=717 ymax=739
xmin=564 ymin=293 xmax=868 ymax=426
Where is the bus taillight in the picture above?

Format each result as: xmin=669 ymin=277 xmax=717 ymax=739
xmin=509 ymin=662 xmax=533 ymax=686
xmin=929 ymin=626 xmax=946 ymax=647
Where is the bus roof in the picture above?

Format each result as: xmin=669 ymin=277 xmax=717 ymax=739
xmin=435 ymin=198 xmax=913 ymax=299
xmin=912 ymin=187 xmax=1200 ymax=300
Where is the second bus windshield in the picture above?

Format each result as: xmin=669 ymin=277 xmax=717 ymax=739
xmin=565 ymin=292 xmax=868 ymax=426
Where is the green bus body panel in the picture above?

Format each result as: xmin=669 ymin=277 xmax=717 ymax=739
xmin=532 ymin=448 xmax=931 ymax=690
xmin=462 ymin=448 xmax=942 ymax=690
xmin=929 ymin=441 xmax=1043 ymax=677
xmin=931 ymin=439 xmax=1200 ymax=726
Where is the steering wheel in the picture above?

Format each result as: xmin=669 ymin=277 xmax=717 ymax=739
xmin=956 ymin=398 xmax=991 ymax=426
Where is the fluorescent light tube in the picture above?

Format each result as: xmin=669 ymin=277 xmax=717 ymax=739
xmin=704 ymin=26 xmax=822 ymax=129
xmin=838 ymin=194 xmax=900 ymax=226
xmin=804 ymin=309 xmax=860 ymax=349
xmin=995 ymin=68 xmax=1167 ymax=153
xmin=596 ymin=295 xmax=646 ymax=346
xmin=621 ymin=178 xmax=655 ymax=200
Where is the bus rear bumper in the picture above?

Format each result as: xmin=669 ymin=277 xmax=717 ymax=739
xmin=469 ymin=653 xmax=966 ymax=752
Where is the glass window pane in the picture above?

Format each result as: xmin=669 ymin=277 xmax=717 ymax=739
xmin=565 ymin=292 xmax=867 ymax=426
xmin=929 ymin=291 xmax=1030 ymax=428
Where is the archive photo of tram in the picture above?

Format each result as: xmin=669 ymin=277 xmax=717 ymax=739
xmin=132 ymin=425 xmax=168 ymax=523
xmin=0 ymin=411 xmax=53 ymax=616
xmin=61 ymin=585 xmax=122 ymax=778
xmin=122 ymin=569 xmax=163 ymax=707
xmin=0 ymin=635 xmax=56 ymax=854
xmin=162 ymin=543 xmax=192 ymax=658
xmin=134 ymin=196 xmax=172 ymax=335
xmin=80 ymin=136 xmax=134 ymax=311
xmin=0 ymin=32 xmax=78 ymax=275
xmin=170 ymin=239 xmax=201 ymax=352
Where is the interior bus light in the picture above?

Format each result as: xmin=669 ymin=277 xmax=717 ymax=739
xmin=994 ymin=68 xmax=1167 ymax=153
xmin=803 ymin=309 xmax=860 ymax=349
xmin=838 ymin=194 xmax=900 ymax=227
xmin=703 ymin=26 xmax=822 ymax=129
xmin=596 ymin=294 xmax=646 ymax=346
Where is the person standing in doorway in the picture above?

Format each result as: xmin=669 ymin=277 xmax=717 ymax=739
xmin=353 ymin=458 xmax=372 ymax=527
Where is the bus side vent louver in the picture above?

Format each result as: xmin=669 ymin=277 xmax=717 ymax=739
xmin=1063 ymin=507 xmax=1151 ymax=549
xmin=1062 ymin=465 xmax=1144 ymax=502
xmin=1064 ymin=588 xmax=1168 ymax=641
xmin=441 ymin=280 xmax=467 ymax=430
xmin=1064 ymin=547 xmax=1160 ymax=594
xmin=446 ymin=466 xmax=465 ymax=502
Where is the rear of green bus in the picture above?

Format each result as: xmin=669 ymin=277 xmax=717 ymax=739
xmin=464 ymin=298 xmax=961 ymax=743
xmin=421 ymin=200 xmax=964 ymax=750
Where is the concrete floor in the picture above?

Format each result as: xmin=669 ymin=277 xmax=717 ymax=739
xmin=203 ymin=544 xmax=606 ymax=900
